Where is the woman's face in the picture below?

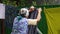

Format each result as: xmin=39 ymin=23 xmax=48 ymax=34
xmin=29 ymin=8 xmax=34 ymax=12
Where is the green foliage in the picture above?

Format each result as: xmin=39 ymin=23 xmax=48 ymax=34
xmin=32 ymin=1 xmax=37 ymax=6
xmin=2 ymin=0 xmax=17 ymax=7
xmin=2 ymin=0 xmax=38 ymax=7
xmin=1 ymin=0 xmax=60 ymax=7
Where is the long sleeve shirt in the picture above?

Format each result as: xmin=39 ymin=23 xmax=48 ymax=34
xmin=11 ymin=16 xmax=28 ymax=34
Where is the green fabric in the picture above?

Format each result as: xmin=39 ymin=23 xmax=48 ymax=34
xmin=37 ymin=7 xmax=48 ymax=34
xmin=44 ymin=7 xmax=60 ymax=34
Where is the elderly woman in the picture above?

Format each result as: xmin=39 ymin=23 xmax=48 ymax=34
xmin=28 ymin=6 xmax=42 ymax=34
xmin=11 ymin=8 xmax=29 ymax=34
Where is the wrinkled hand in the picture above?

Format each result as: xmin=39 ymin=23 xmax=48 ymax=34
xmin=38 ymin=8 xmax=42 ymax=13
xmin=37 ymin=8 xmax=42 ymax=22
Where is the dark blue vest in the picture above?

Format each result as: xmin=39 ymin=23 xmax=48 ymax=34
xmin=29 ymin=9 xmax=38 ymax=19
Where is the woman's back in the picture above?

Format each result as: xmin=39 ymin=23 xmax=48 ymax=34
xmin=11 ymin=16 xmax=28 ymax=34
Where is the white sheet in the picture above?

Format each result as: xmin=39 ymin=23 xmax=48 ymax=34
xmin=0 ymin=3 xmax=5 ymax=19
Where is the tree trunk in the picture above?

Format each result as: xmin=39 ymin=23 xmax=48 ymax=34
xmin=0 ymin=19 xmax=5 ymax=34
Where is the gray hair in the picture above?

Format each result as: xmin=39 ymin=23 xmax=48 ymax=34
xmin=20 ymin=8 xmax=29 ymax=17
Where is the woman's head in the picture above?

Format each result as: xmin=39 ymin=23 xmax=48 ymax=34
xmin=19 ymin=8 xmax=29 ymax=17
xmin=29 ymin=6 xmax=35 ymax=12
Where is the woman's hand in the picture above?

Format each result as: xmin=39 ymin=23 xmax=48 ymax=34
xmin=37 ymin=8 xmax=42 ymax=22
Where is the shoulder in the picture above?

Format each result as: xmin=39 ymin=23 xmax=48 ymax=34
xmin=14 ymin=16 xmax=19 ymax=20
xmin=20 ymin=18 xmax=28 ymax=24
xmin=14 ymin=17 xmax=17 ymax=20
xmin=22 ymin=18 xmax=28 ymax=22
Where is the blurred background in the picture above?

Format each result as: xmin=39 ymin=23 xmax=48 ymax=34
xmin=0 ymin=0 xmax=60 ymax=34
xmin=0 ymin=0 xmax=60 ymax=7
